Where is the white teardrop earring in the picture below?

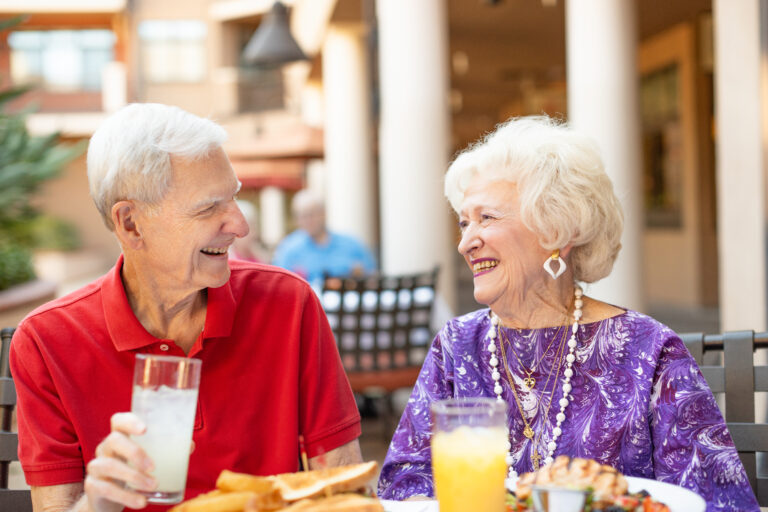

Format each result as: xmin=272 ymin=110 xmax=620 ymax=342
xmin=543 ymin=249 xmax=566 ymax=279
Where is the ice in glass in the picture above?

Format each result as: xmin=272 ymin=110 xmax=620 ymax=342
xmin=431 ymin=398 xmax=508 ymax=512
xmin=130 ymin=354 xmax=201 ymax=504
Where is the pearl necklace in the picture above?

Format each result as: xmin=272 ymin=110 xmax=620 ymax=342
xmin=488 ymin=285 xmax=583 ymax=479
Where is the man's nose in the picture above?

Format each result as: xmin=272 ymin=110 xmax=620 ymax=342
xmin=228 ymin=202 xmax=250 ymax=238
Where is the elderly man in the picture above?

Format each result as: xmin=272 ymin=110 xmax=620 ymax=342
xmin=272 ymin=190 xmax=376 ymax=289
xmin=10 ymin=104 xmax=362 ymax=512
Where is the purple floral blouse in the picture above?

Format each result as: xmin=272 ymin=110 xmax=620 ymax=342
xmin=377 ymin=309 xmax=759 ymax=512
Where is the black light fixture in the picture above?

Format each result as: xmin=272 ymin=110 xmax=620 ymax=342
xmin=242 ymin=1 xmax=308 ymax=67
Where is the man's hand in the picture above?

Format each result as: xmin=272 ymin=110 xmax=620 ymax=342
xmin=30 ymin=413 xmax=156 ymax=512
xmin=83 ymin=412 xmax=156 ymax=511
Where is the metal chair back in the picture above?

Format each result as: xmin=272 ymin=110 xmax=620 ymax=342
xmin=681 ymin=330 xmax=768 ymax=505
xmin=320 ymin=268 xmax=438 ymax=394
xmin=0 ymin=327 xmax=32 ymax=511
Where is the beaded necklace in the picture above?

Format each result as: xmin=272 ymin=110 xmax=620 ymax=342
xmin=487 ymin=285 xmax=583 ymax=479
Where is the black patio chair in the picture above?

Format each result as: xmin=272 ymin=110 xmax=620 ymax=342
xmin=0 ymin=327 xmax=32 ymax=511
xmin=681 ymin=330 xmax=768 ymax=506
xmin=321 ymin=268 xmax=438 ymax=435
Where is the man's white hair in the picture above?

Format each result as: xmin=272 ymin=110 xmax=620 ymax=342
xmin=87 ymin=103 xmax=228 ymax=231
xmin=444 ymin=115 xmax=623 ymax=283
xmin=291 ymin=189 xmax=325 ymax=214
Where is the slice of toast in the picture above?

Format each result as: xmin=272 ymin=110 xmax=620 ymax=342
xmin=270 ymin=461 xmax=378 ymax=502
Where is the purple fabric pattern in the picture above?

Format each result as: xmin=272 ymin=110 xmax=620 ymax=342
xmin=377 ymin=309 xmax=759 ymax=512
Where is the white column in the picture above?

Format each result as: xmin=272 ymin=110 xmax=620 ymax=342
xmin=101 ymin=61 xmax=126 ymax=112
xmin=322 ymin=24 xmax=377 ymax=251
xmin=259 ymin=186 xmax=286 ymax=248
xmin=566 ymin=0 xmax=643 ymax=311
xmin=713 ymin=0 xmax=766 ymax=331
xmin=376 ymin=0 xmax=456 ymax=311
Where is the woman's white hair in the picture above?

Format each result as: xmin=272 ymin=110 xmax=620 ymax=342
xmin=87 ymin=103 xmax=228 ymax=230
xmin=444 ymin=115 xmax=623 ymax=283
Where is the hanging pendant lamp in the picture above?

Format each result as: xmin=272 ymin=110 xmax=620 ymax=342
xmin=242 ymin=1 xmax=308 ymax=67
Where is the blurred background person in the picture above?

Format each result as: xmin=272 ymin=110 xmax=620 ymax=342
xmin=272 ymin=189 xmax=376 ymax=289
xmin=229 ymin=199 xmax=271 ymax=263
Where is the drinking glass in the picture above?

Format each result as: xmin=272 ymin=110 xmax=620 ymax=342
xmin=130 ymin=354 xmax=202 ymax=504
xmin=431 ymin=397 xmax=508 ymax=512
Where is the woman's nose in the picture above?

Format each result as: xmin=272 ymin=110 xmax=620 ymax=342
xmin=457 ymin=224 xmax=480 ymax=255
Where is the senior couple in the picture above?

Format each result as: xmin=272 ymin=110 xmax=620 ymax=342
xmin=11 ymin=104 xmax=758 ymax=512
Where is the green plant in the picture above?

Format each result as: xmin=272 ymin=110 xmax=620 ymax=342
xmin=0 ymin=15 xmax=86 ymax=291
xmin=0 ymin=242 xmax=35 ymax=291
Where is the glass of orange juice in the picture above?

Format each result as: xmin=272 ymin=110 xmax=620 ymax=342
xmin=431 ymin=397 xmax=508 ymax=512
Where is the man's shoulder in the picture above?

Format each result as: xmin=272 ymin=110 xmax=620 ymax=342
xmin=228 ymin=261 xmax=312 ymax=293
xmin=19 ymin=275 xmax=106 ymax=326
xmin=328 ymin=232 xmax=370 ymax=253
xmin=276 ymin=230 xmax=311 ymax=249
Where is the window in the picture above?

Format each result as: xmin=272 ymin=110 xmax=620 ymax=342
xmin=139 ymin=20 xmax=207 ymax=83
xmin=641 ymin=65 xmax=682 ymax=228
xmin=8 ymin=30 xmax=116 ymax=92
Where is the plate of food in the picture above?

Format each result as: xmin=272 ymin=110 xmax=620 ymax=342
xmin=506 ymin=456 xmax=705 ymax=512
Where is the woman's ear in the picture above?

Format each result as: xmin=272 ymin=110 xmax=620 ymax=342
xmin=561 ymin=243 xmax=574 ymax=259
xmin=112 ymin=200 xmax=143 ymax=249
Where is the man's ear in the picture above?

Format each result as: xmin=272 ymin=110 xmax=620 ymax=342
xmin=112 ymin=200 xmax=143 ymax=249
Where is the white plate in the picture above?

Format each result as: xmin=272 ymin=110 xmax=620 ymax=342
xmin=626 ymin=476 xmax=706 ymax=512
xmin=380 ymin=499 xmax=438 ymax=512
xmin=380 ymin=477 xmax=706 ymax=512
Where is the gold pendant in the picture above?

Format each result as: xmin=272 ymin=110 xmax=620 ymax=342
xmin=532 ymin=448 xmax=541 ymax=470
xmin=523 ymin=377 xmax=535 ymax=389
xmin=523 ymin=426 xmax=534 ymax=439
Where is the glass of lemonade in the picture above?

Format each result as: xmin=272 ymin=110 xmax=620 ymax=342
xmin=131 ymin=354 xmax=202 ymax=504
xmin=431 ymin=397 xmax=508 ymax=512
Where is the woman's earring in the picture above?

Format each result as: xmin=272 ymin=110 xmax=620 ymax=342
xmin=543 ymin=249 xmax=566 ymax=280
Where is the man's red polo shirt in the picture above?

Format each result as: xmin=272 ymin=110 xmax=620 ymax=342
xmin=10 ymin=256 xmax=361 ymax=511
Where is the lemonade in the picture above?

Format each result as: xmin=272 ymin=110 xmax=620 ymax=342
xmin=131 ymin=385 xmax=199 ymax=503
xmin=431 ymin=425 xmax=508 ymax=512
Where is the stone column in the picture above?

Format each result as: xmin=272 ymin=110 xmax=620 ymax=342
xmin=713 ymin=0 xmax=766 ymax=331
xmin=565 ymin=0 xmax=643 ymax=311
xmin=259 ymin=186 xmax=286 ymax=248
xmin=376 ymin=0 xmax=456 ymax=311
xmin=322 ymin=24 xmax=377 ymax=250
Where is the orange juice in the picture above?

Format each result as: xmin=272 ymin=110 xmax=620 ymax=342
xmin=431 ymin=425 xmax=508 ymax=512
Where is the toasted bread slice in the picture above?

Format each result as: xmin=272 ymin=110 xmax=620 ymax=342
xmin=271 ymin=461 xmax=378 ymax=502
xmin=217 ymin=469 xmax=285 ymax=509
xmin=272 ymin=494 xmax=383 ymax=512
xmin=169 ymin=489 xmax=255 ymax=512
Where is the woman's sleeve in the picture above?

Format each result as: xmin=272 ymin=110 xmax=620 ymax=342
xmin=377 ymin=327 xmax=454 ymax=500
xmin=650 ymin=333 xmax=760 ymax=512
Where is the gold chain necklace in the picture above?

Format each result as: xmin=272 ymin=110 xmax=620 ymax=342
xmin=498 ymin=320 xmax=569 ymax=469
xmin=530 ymin=327 xmax=568 ymax=469
xmin=504 ymin=324 xmax=563 ymax=389
xmin=498 ymin=322 xmax=566 ymax=439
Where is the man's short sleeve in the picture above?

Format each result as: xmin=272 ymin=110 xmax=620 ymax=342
xmin=296 ymin=289 xmax=361 ymax=457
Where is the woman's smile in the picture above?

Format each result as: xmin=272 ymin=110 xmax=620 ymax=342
xmin=471 ymin=258 xmax=499 ymax=277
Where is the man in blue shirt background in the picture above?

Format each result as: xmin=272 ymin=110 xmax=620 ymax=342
xmin=273 ymin=189 xmax=376 ymax=289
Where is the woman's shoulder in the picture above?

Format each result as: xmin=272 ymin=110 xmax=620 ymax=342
xmin=593 ymin=307 xmax=681 ymax=353
xmin=442 ymin=308 xmax=490 ymax=333
xmin=435 ymin=308 xmax=492 ymax=347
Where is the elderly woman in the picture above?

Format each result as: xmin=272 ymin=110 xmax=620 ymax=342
xmin=377 ymin=116 xmax=759 ymax=511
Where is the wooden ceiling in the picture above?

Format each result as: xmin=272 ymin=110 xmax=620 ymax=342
xmin=446 ymin=0 xmax=712 ymax=149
